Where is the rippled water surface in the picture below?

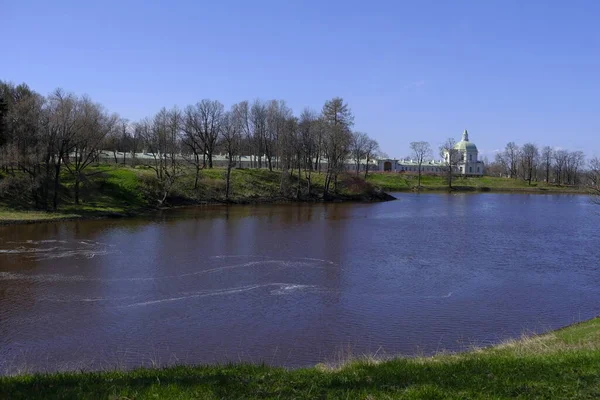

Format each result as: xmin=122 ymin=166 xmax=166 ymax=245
xmin=1 ymin=193 xmax=599 ymax=374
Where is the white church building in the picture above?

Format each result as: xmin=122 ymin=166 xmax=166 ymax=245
xmin=447 ymin=129 xmax=484 ymax=176
xmin=378 ymin=129 xmax=484 ymax=176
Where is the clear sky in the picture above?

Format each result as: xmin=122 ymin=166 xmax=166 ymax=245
xmin=3 ymin=0 xmax=599 ymax=159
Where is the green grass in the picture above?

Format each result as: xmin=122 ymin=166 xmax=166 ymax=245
xmin=0 ymin=166 xmax=387 ymax=224
xmin=2 ymin=318 xmax=600 ymax=399
xmin=367 ymin=173 xmax=587 ymax=193
xmin=0 ymin=209 xmax=81 ymax=223
xmin=60 ymin=165 xmax=149 ymax=213
xmin=0 ymin=165 xmax=150 ymax=224
xmin=0 ymin=166 xmax=588 ymax=225
xmin=172 ymin=168 xmax=384 ymax=203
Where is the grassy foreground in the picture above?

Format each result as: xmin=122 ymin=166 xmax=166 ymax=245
xmin=2 ymin=318 xmax=600 ymax=399
xmin=367 ymin=173 xmax=588 ymax=193
xmin=0 ymin=165 xmax=391 ymax=224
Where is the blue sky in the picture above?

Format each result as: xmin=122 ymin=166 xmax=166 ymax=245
xmin=3 ymin=0 xmax=599 ymax=159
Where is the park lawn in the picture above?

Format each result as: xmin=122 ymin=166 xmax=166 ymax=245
xmin=367 ymin=172 xmax=586 ymax=193
xmin=1 ymin=318 xmax=600 ymax=399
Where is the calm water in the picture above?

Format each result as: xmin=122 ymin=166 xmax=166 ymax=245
xmin=1 ymin=193 xmax=599 ymax=374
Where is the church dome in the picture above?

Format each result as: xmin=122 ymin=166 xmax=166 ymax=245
xmin=454 ymin=129 xmax=478 ymax=152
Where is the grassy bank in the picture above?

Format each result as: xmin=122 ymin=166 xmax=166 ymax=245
xmin=367 ymin=173 xmax=589 ymax=193
xmin=0 ymin=165 xmax=148 ymax=224
xmin=2 ymin=318 xmax=600 ymax=399
xmin=0 ymin=165 xmax=392 ymax=224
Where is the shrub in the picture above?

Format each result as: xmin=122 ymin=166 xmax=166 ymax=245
xmin=0 ymin=174 xmax=36 ymax=208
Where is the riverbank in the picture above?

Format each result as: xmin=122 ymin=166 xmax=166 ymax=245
xmin=0 ymin=166 xmax=394 ymax=225
xmin=1 ymin=317 xmax=599 ymax=399
xmin=367 ymin=173 xmax=590 ymax=194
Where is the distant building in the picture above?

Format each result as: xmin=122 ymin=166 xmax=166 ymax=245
xmin=446 ymin=129 xmax=484 ymax=176
xmin=378 ymin=129 xmax=484 ymax=175
xmin=377 ymin=158 xmax=445 ymax=173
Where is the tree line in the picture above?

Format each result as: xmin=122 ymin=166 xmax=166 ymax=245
xmin=488 ymin=142 xmax=596 ymax=186
xmin=0 ymin=81 xmax=381 ymax=209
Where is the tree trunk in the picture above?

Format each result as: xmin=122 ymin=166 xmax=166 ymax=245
xmin=208 ymin=149 xmax=213 ymax=168
xmin=225 ymin=164 xmax=232 ymax=201
xmin=53 ymin=160 xmax=61 ymax=210
xmin=334 ymin=173 xmax=338 ymax=194
xmin=194 ymin=166 xmax=200 ymax=190
xmin=74 ymin=176 xmax=80 ymax=205
xmin=297 ymin=164 xmax=301 ymax=199
xmin=193 ymin=153 xmax=200 ymax=189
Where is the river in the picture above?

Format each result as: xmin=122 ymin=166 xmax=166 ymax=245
xmin=1 ymin=193 xmax=598 ymax=374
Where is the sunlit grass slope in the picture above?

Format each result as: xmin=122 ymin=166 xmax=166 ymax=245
xmin=0 ymin=165 xmax=388 ymax=224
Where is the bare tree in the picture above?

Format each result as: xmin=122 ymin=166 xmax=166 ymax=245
xmin=250 ymin=100 xmax=268 ymax=169
xmin=541 ymin=146 xmax=553 ymax=183
xmin=364 ymin=138 xmax=379 ymax=179
xmin=321 ymin=97 xmax=353 ymax=197
xmin=519 ymin=143 xmax=539 ymax=185
xmin=47 ymin=89 xmax=83 ymax=210
xmin=298 ymin=108 xmax=318 ymax=194
xmin=234 ymin=101 xmax=253 ymax=167
xmin=0 ymin=89 xmax=8 ymax=153
xmin=104 ymin=118 xmax=131 ymax=164
xmin=117 ymin=119 xmax=132 ymax=164
xmin=566 ymin=151 xmax=585 ymax=185
xmin=410 ymin=141 xmax=432 ymax=188
xmin=197 ymin=100 xmax=223 ymax=168
xmin=313 ymin=117 xmax=326 ymax=172
xmin=142 ymin=107 xmax=183 ymax=205
xmin=277 ymin=116 xmax=299 ymax=196
xmin=181 ymin=104 xmax=205 ymax=188
xmin=220 ymin=110 xmax=241 ymax=201
xmin=64 ymin=97 xmax=117 ymax=204
xmin=0 ymin=82 xmax=49 ymax=207
xmin=129 ymin=122 xmax=143 ymax=165
xmin=504 ymin=142 xmax=520 ymax=178
xmin=553 ymin=149 xmax=569 ymax=185
xmin=588 ymin=157 xmax=600 ymax=188
xmin=485 ymin=159 xmax=505 ymax=177
xmin=266 ymin=100 xmax=291 ymax=171
xmin=350 ymin=132 xmax=369 ymax=174
xmin=439 ymin=138 xmax=460 ymax=189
